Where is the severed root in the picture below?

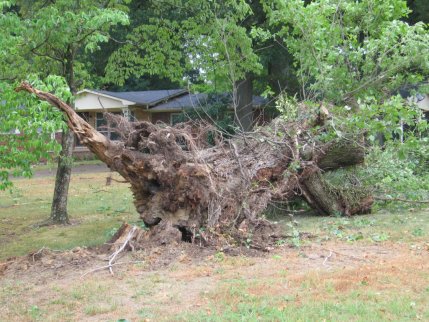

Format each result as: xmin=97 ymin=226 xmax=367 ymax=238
xmin=80 ymin=260 xmax=144 ymax=278
xmin=83 ymin=223 xmax=146 ymax=277
xmin=107 ymin=226 xmax=138 ymax=275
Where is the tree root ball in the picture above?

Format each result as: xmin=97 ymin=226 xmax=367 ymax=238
xmin=16 ymin=82 xmax=373 ymax=247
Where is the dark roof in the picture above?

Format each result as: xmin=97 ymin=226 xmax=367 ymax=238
xmin=398 ymin=82 xmax=428 ymax=102
xmin=151 ymin=93 xmax=208 ymax=111
xmin=206 ymin=93 xmax=268 ymax=106
xmin=252 ymin=96 xmax=268 ymax=107
xmin=94 ymin=89 xmax=187 ymax=106
xmin=84 ymin=88 xmax=269 ymax=111
xmin=151 ymin=93 xmax=268 ymax=111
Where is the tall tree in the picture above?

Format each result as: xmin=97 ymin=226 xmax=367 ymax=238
xmin=105 ymin=0 xmax=292 ymax=131
xmin=407 ymin=0 xmax=429 ymax=24
xmin=0 ymin=0 xmax=128 ymax=223
xmin=106 ymin=1 xmax=258 ymax=86
xmin=264 ymin=0 xmax=429 ymax=104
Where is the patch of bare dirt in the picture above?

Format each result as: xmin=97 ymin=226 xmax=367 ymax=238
xmin=2 ymin=240 xmax=426 ymax=282
xmin=0 ymin=247 xmax=97 ymax=282
xmin=0 ymin=242 xmax=218 ymax=283
xmin=1 ymin=240 xmax=428 ymax=321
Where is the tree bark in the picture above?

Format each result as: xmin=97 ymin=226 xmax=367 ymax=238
xmin=50 ymin=128 xmax=74 ymax=224
xmin=16 ymin=82 xmax=373 ymax=246
xmin=48 ymin=50 xmax=77 ymax=225
xmin=234 ymin=75 xmax=254 ymax=132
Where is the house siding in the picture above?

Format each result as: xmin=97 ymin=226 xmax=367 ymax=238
xmin=133 ymin=109 xmax=151 ymax=122
xmin=75 ymin=92 xmax=131 ymax=111
xmin=151 ymin=112 xmax=172 ymax=124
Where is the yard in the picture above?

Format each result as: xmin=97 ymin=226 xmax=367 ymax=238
xmin=0 ymin=166 xmax=428 ymax=321
xmin=2 ymin=1 xmax=429 ymax=320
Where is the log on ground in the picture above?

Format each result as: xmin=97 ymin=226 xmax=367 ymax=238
xmin=16 ymin=82 xmax=373 ymax=247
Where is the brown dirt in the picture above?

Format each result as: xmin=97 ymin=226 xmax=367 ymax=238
xmin=1 ymin=240 xmax=428 ymax=321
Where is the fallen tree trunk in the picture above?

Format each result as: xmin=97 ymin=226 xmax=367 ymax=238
xmin=16 ymin=82 xmax=372 ymax=246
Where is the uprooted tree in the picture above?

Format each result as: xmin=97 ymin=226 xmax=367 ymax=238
xmin=17 ymin=82 xmax=373 ymax=247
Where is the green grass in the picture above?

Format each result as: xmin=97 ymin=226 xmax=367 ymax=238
xmin=0 ymin=278 xmax=124 ymax=321
xmin=1 ymin=172 xmax=429 ymax=321
xmin=2 ymin=164 xmax=427 ymax=260
xmin=178 ymin=294 xmax=428 ymax=321
xmin=30 ymin=159 xmax=103 ymax=172
xmin=177 ymin=275 xmax=429 ymax=322
xmin=0 ymin=171 xmax=137 ymax=259
xmin=273 ymin=206 xmax=429 ymax=246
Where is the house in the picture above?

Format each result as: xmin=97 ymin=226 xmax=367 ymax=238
xmin=398 ymin=84 xmax=429 ymax=116
xmin=76 ymin=89 xmax=190 ymax=132
xmin=72 ymin=89 xmax=269 ymax=158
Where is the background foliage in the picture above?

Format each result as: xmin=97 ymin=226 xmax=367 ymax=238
xmin=1 ymin=0 xmax=429 ymax=207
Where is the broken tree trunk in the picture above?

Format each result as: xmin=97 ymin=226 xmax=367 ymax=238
xmin=16 ymin=82 xmax=372 ymax=246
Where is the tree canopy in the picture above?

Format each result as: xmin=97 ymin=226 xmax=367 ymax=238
xmin=1 ymin=0 xmax=429 ymax=201
xmin=0 ymin=0 xmax=129 ymax=193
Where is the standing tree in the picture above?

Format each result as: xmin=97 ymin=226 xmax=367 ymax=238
xmin=265 ymin=0 xmax=429 ymax=104
xmin=407 ymin=0 xmax=429 ymax=25
xmin=0 ymin=0 xmax=129 ymax=223
xmin=104 ymin=0 xmax=295 ymax=131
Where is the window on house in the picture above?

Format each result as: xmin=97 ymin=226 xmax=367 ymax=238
xmin=171 ymin=113 xmax=184 ymax=125
xmin=95 ymin=111 xmax=134 ymax=141
xmin=122 ymin=109 xmax=136 ymax=121
xmin=78 ymin=112 xmax=90 ymax=122
xmin=96 ymin=112 xmax=121 ymax=141
xmin=96 ymin=112 xmax=107 ymax=136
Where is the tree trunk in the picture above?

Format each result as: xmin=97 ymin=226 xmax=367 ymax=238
xmin=50 ymin=128 xmax=74 ymax=224
xmin=48 ymin=50 xmax=77 ymax=225
xmin=234 ymin=75 xmax=254 ymax=132
xmin=16 ymin=82 xmax=373 ymax=246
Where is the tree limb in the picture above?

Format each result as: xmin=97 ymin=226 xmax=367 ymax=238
xmin=15 ymin=82 xmax=115 ymax=167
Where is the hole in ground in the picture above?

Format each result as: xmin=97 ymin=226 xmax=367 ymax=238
xmin=146 ymin=179 xmax=160 ymax=194
xmin=142 ymin=217 xmax=161 ymax=227
xmin=176 ymin=226 xmax=193 ymax=243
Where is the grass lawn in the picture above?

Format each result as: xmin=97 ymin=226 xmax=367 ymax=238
xmin=0 ymin=170 xmax=138 ymax=260
xmin=0 ymin=172 xmax=429 ymax=321
xmin=177 ymin=206 xmax=429 ymax=321
xmin=30 ymin=159 xmax=103 ymax=172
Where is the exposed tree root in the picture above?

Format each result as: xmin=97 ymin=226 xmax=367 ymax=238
xmin=16 ymin=82 xmax=373 ymax=248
